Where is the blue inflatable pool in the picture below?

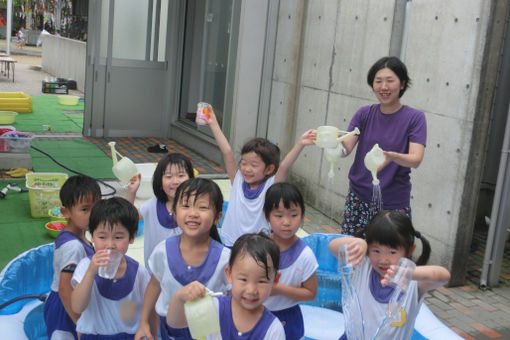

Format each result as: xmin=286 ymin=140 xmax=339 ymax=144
xmin=0 ymin=234 xmax=461 ymax=339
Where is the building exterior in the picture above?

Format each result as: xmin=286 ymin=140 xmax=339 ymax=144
xmin=84 ymin=0 xmax=510 ymax=286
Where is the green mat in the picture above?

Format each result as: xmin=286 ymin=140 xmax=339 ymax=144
xmin=30 ymin=139 xmax=115 ymax=179
xmin=0 ymin=180 xmax=51 ymax=271
xmin=12 ymin=96 xmax=84 ymax=132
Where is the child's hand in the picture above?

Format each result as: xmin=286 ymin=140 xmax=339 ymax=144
xmin=346 ymin=238 xmax=367 ymax=267
xmin=206 ymin=105 xmax=219 ymax=127
xmin=89 ymin=249 xmax=109 ymax=274
xmin=135 ymin=321 xmax=154 ymax=340
xmin=128 ymin=173 xmax=141 ymax=193
xmin=176 ymin=281 xmax=206 ymax=303
xmin=299 ymin=129 xmax=317 ymax=146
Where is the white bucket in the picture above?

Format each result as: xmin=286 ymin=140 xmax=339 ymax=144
xmin=135 ymin=163 xmax=157 ymax=199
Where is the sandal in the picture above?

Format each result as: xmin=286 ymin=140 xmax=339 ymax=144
xmin=147 ymin=144 xmax=168 ymax=153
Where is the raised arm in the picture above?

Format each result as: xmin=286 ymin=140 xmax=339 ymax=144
xmin=329 ymin=236 xmax=367 ymax=267
xmin=207 ymin=107 xmax=238 ymax=183
xmin=71 ymin=250 xmax=109 ymax=314
xmin=414 ymin=265 xmax=451 ymax=299
xmin=126 ymin=174 xmax=143 ymax=220
xmin=135 ymin=275 xmax=161 ymax=340
xmin=274 ymin=129 xmax=316 ymax=183
xmin=382 ymin=142 xmax=425 ymax=169
xmin=166 ymin=281 xmax=206 ymax=328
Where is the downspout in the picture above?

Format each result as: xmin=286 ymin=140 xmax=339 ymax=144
xmin=6 ymin=0 xmax=12 ymax=56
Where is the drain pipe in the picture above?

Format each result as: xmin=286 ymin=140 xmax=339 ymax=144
xmin=6 ymin=0 xmax=12 ymax=56
xmin=389 ymin=0 xmax=412 ymax=61
xmin=400 ymin=0 xmax=412 ymax=62
xmin=480 ymin=101 xmax=510 ymax=288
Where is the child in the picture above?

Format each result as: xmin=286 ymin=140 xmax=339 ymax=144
xmin=263 ymin=182 xmax=318 ymax=339
xmin=17 ymin=27 xmax=24 ymax=48
xmin=127 ymin=153 xmax=194 ymax=267
xmin=167 ymin=232 xmax=285 ymax=339
xmin=135 ymin=178 xmax=231 ymax=340
xmin=207 ymin=106 xmax=315 ymax=247
xmin=329 ymin=210 xmax=451 ymax=339
xmin=71 ymin=197 xmax=152 ymax=338
xmin=44 ymin=175 xmax=101 ymax=340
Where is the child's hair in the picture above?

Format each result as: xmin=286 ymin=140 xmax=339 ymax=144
xmin=263 ymin=182 xmax=305 ymax=219
xmin=367 ymin=56 xmax=411 ymax=98
xmin=89 ymin=197 xmax=139 ymax=239
xmin=241 ymin=138 xmax=280 ymax=176
xmin=229 ymin=232 xmax=280 ymax=280
xmin=59 ymin=175 xmax=101 ymax=209
xmin=172 ymin=178 xmax=223 ymax=243
xmin=365 ymin=210 xmax=430 ymax=265
xmin=153 ymin=153 xmax=194 ymax=202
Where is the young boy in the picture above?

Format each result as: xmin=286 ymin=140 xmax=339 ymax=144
xmin=207 ymin=107 xmax=315 ymax=247
xmin=44 ymin=175 xmax=101 ymax=340
xmin=71 ymin=197 xmax=152 ymax=338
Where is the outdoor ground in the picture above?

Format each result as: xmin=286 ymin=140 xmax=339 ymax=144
xmin=0 ymin=44 xmax=509 ymax=339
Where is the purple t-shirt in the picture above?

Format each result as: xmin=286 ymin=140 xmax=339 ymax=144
xmin=347 ymin=104 xmax=427 ymax=209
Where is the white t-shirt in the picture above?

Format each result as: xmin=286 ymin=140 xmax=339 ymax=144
xmin=220 ymin=171 xmax=275 ymax=246
xmin=149 ymin=235 xmax=231 ymax=317
xmin=351 ymin=257 xmax=423 ymax=340
xmin=264 ymin=239 xmax=318 ymax=311
xmin=72 ymin=256 xmax=150 ymax=336
xmin=140 ymin=196 xmax=182 ymax=267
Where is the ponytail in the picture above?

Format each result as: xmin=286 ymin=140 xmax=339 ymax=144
xmin=210 ymin=225 xmax=222 ymax=244
xmin=414 ymin=230 xmax=431 ymax=265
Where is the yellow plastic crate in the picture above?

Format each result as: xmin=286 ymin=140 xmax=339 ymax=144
xmin=26 ymin=172 xmax=68 ymax=218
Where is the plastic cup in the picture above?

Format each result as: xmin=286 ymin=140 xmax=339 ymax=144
xmin=98 ymin=249 xmax=124 ymax=279
xmin=184 ymin=294 xmax=220 ymax=339
xmin=196 ymin=102 xmax=211 ymax=125
xmin=337 ymin=243 xmax=353 ymax=274
xmin=388 ymin=257 xmax=416 ymax=291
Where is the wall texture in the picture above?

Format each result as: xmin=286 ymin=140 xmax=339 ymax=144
xmin=267 ymin=0 xmax=494 ymax=276
xmin=41 ymin=35 xmax=86 ymax=91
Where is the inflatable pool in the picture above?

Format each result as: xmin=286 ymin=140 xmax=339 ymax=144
xmin=0 ymin=235 xmax=462 ymax=339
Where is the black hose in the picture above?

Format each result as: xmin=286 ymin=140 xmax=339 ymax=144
xmin=0 ymin=294 xmax=47 ymax=310
xmin=30 ymin=145 xmax=117 ymax=197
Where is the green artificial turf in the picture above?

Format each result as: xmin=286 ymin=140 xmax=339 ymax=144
xmin=0 ymin=180 xmax=52 ymax=271
xmin=30 ymin=139 xmax=115 ymax=179
xmin=11 ymin=95 xmax=84 ymax=132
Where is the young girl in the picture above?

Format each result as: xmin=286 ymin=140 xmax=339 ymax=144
xmin=44 ymin=175 xmax=101 ymax=340
xmin=71 ymin=197 xmax=151 ymax=339
xmin=207 ymin=106 xmax=315 ymax=247
xmin=167 ymin=232 xmax=285 ymax=339
xmin=263 ymin=182 xmax=318 ymax=340
xmin=127 ymin=153 xmax=194 ymax=266
xmin=135 ymin=178 xmax=231 ymax=340
xmin=329 ymin=210 xmax=451 ymax=339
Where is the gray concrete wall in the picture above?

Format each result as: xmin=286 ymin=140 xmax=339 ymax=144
xmin=268 ymin=0 xmax=493 ymax=272
xmin=41 ymin=35 xmax=86 ymax=91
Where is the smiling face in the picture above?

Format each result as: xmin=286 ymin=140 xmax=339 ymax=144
xmin=368 ymin=242 xmax=408 ymax=279
xmin=268 ymin=200 xmax=302 ymax=242
xmin=239 ymin=151 xmax=274 ymax=189
xmin=91 ymin=222 xmax=134 ymax=254
xmin=174 ymin=192 xmax=220 ymax=240
xmin=61 ymin=196 xmax=98 ymax=233
xmin=226 ymin=253 xmax=277 ymax=314
xmin=372 ymin=67 xmax=404 ymax=111
xmin=162 ymin=164 xmax=191 ymax=200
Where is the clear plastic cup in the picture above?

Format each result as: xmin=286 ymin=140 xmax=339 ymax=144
xmin=98 ymin=249 xmax=124 ymax=279
xmin=196 ymin=102 xmax=211 ymax=125
xmin=184 ymin=294 xmax=220 ymax=339
xmin=387 ymin=257 xmax=416 ymax=319
xmin=337 ymin=243 xmax=353 ymax=273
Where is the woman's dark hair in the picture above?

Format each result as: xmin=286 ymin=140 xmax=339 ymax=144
xmin=241 ymin=138 xmax=280 ymax=176
xmin=172 ymin=178 xmax=223 ymax=243
xmin=367 ymin=56 xmax=411 ymax=98
xmin=229 ymin=232 xmax=280 ymax=280
xmin=153 ymin=153 xmax=194 ymax=202
xmin=89 ymin=197 xmax=139 ymax=239
xmin=60 ymin=175 xmax=101 ymax=208
xmin=365 ymin=210 xmax=430 ymax=265
xmin=263 ymin=182 xmax=305 ymax=219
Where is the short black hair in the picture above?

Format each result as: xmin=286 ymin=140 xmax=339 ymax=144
xmin=367 ymin=56 xmax=411 ymax=98
xmin=263 ymin=182 xmax=305 ymax=219
xmin=89 ymin=197 xmax=139 ymax=239
xmin=241 ymin=138 xmax=280 ymax=175
xmin=153 ymin=153 xmax=194 ymax=202
xmin=59 ymin=175 xmax=101 ymax=209
xmin=366 ymin=210 xmax=430 ymax=265
xmin=172 ymin=178 xmax=223 ymax=243
xmin=229 ymin=232 xmax=280 ymax=280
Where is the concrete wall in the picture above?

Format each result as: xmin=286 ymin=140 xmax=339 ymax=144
xmin=268 ymin=0 xmax=493 ymax=272
xmin=41 ymin=35 xmax=86 ymax=91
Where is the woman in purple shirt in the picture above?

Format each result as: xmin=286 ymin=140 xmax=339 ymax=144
xmin=340 ymin=56 xmax=427 ymax=236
